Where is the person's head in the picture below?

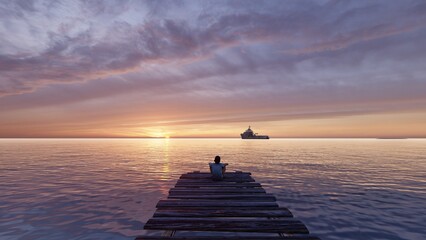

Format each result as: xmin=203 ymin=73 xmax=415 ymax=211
xmin=214 ymin=155 xmax=221 ymax=164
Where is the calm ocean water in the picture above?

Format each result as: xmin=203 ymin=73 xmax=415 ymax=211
xmin=0 ymin=138 xmax=425 ymax=240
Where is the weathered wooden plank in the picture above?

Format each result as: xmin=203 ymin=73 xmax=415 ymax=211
xmin=176 ymin=181 xmax=259 ymax=185
xmin=153 ymin=208 xmax=293 ymax=218
xmin=153 ymin=207 xmax=287 ymax=212
xmin=177 ymin=178 xmax=255 ymax=183
xmin=174 ymin=182 xmax=261 ymax=188
xmin=180 ymin=174 xmax=252 ymax=177
xmin=173 ymin=186 xmax=261 ymax=189
xmin=144 ymin=218 xmax=309 ymax=234
xmin=168 ymin=194 xmax=276 ymax=201
xmin=182 ymin=173 xmax=252 ymax=177
xmin=136 ymin=236 xmax=320 ymax=240
xmin=169 ymin=192 xmax=267 ymax=196
xmin=156 ymin=200 xmax=279 ymax=208
xmin=186 ymin=171 xmax=251 ymax=173
xmin=169 ymin=188 xmax=266 ymax=195
xmin=184 ymin=171 xmax=251 ymax=175
xmin=179 ymin=176 xmax=253 ymax=180
xmin=180 ymin=173 xmax=252 ymax=179
xmin=169 ymin=191 xmax=270 ymax=196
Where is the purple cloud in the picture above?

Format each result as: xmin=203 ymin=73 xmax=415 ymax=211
xmin=1 ymin=0 xmax=426 ymax=137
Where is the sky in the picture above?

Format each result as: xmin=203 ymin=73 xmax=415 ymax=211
xmin=0 ymin=0 xmax=426 ymax=138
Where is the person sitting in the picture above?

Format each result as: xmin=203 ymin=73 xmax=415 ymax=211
xmin=209 ymin=155 xmax=228 ymax=181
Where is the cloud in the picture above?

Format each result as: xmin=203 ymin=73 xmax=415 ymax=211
xmin=1 ymin=0 xmax=401 ymax=97
xmin=1 ymin=0 xmax=426 ymax=135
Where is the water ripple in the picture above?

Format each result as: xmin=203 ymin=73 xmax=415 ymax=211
xmin=0 ymin=138 xmax=425 ymax=240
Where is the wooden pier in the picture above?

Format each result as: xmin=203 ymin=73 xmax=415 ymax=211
xmin=135 ymin=171 xmax=320 ymax=240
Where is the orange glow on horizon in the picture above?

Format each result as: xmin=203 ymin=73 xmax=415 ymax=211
xmin=1 ymin=104 xmax=426 ymax=138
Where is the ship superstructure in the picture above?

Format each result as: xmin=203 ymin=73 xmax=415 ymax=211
xmin=240 ymin=126 xmax=269 ymax=139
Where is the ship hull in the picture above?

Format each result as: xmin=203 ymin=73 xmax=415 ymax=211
xmin=240 ymin=134 xmax=269 ymax=139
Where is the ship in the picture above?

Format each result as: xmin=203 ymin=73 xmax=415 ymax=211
xmin=240 ymin=126 xmax=269 ymax=139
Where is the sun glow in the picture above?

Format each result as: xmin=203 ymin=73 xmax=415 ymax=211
xmin=145 ymin=127 xmax=173 ymax=138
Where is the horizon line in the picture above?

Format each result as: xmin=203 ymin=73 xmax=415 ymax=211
xmin=1 ymin=137 xmax=424 ymax=139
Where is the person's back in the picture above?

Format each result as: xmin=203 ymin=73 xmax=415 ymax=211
xmin=209 ymin=162 xmax=225 ymax=180
xmin=209 ymin=156 xmax=228 ymax=181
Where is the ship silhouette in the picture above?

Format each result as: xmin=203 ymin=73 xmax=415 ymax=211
xmin=240 ymin=126 xmax=269 ymax=139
